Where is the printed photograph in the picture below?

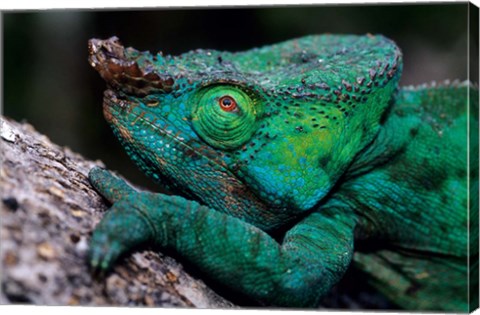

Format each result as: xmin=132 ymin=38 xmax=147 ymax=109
xmin=1 ymin=2 xmax=478 ymax=312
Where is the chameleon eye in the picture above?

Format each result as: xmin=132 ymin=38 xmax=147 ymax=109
xmin=192 ymin=86 xmax=258 ymax=150
xmin=219 ymin=96 xmax=237 ymax=112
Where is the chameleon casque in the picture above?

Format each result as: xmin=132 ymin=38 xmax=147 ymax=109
xmin=87 ymin=34 xmax=479 ymax=311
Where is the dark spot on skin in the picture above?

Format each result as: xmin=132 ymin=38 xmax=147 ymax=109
xmin=342 ymin=79 xmax=352 ymax=91
xmin=418 ymin=158 xmax=449 ymax=191
xmin=318 ymin=153 xmax=331 ymax=168
xmin=456 ymin=168 xmax=467 ymax=178
xmin=390 ymin=155 xmax=448 ymax=192
xmin=409 ymin=127 xmax=419 ymax=137
xmin=217 ymin=56 xmax=223 ymax=64
xmin=3 ymin=197 xmax=19 ymax=212
xmin=440 ymin=193 xmax=449 ymax=204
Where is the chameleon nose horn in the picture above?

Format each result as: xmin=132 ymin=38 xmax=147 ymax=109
xmin=88 ymin=36 xmax=175 ymax=96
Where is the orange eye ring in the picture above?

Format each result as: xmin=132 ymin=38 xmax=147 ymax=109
xmin=218 ymin=95 xmax=237 ymax=112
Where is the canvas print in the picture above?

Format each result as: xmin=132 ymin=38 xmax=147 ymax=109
xmin=1 ymin=2 xmax=479 ymax=312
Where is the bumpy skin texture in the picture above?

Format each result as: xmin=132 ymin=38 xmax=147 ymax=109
xmin=87 ymin=35 xmax=478 ymax=310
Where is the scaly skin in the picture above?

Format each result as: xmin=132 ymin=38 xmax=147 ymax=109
xmin=87 ymin=35 xmax=478 ymax=311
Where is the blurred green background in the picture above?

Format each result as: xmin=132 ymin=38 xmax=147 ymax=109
xmin=3 ymin=3 xmax=470 ymax=189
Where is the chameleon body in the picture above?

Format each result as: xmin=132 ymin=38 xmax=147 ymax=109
xmin=87 ymin=35 xmax=478 ymax=311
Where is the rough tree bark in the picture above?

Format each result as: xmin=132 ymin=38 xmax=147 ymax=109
xmin=0 ymin=116 xmax=234 ymax=308
xmin=0 ymin=115 xmax=391 ymax=310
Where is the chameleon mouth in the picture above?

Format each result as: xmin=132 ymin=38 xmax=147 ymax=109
xmin=88 ymin=37 xmax=175 ymax=96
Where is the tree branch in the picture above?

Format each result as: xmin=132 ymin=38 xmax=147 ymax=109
xmin=0 ymin=116 xmax=234 ymax=308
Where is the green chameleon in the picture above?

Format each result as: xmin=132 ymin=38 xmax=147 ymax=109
xmin=87 ymin=34 xmax=478 ymax=311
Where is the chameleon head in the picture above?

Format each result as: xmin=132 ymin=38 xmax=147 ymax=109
xmin=88 ymin=35 xmax=402 ymax=230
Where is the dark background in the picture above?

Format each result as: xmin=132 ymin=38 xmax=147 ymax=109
xmin=3 ymin=3 xmax=470 ymax=189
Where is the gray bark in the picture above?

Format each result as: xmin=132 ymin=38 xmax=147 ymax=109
xmin=0 ymin=116 xmax=234 ymax=308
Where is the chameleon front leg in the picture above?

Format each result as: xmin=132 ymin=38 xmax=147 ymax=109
xmin=88 ymin=167 xmax=356 ymax=307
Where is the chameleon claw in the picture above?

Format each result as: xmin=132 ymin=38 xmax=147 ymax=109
xmin=88 ymin=244 xmax=104 ymax=273
xmin=88 ymin=246 xmax=115 ymax=279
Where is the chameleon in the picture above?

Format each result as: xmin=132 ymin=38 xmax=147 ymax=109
xmin=87 ymin=34 xmax=479 ymax=311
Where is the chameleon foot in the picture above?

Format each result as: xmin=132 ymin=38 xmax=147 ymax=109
xmin=88 ymin=168 xmax=156 ymax=273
